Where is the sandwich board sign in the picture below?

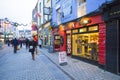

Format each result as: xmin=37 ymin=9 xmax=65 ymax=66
xmin=59 ymin=51 xmax=67 ymax=66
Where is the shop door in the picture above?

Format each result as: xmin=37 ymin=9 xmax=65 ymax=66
xmin=66 ymin=35 xmax=71 ymax=55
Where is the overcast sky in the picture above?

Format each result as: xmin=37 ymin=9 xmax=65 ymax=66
xmin=0 ymin=0 xmax=38 ymax=25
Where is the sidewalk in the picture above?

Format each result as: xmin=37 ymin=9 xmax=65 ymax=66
xmin=39 ymin=48 xmax=120 ymax=80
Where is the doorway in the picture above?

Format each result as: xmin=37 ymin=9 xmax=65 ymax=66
xmin=66 ymin=35 xmax=72 ymax=55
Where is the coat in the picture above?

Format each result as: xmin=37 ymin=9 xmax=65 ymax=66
xmin=29 ymin=40 xmax=35 ymax=53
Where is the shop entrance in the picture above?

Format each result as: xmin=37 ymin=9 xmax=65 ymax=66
xmin=72 ymin=32 xmax=98 ymax=61
xmin=66 ymin=35 xmax=72 ymax=55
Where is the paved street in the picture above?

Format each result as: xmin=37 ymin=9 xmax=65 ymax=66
xmin=0 ymin=45 xmax=120 ymax=80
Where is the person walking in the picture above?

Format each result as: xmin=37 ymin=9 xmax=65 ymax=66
xmin=25 ymin=38 xmax=29 ymax=49
xmin=29 ymin=37 xmax=35 ymax=60
xmin=33 ymin=35 xmax=38 ymax=54
xmin=13 ymin=38 xmax=18 ymax=53
xmin=38 ymin=38 xmax=42 ymax=48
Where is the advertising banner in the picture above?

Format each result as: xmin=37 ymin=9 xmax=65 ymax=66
xmin=59 ymin=51 xmax=67 ymax=66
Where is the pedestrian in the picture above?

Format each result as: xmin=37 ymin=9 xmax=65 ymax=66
xmin=33 ymin=35 xmax=38 ymax=54
xmin=38 ymin=38 xmax=42 ymax=48
xmin=7 ymin=39 xmax=10 ymax=46
xmin=20 ymin=38 xmax=23 ymax=48
xmin=25 ymin=38 xmax=29 ymax=49
xmin=13 ymin=38 xmax=18 ymax=53
xmin=29 ymin=37 xmax=35 ymax=60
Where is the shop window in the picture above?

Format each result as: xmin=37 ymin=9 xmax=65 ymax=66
xmin=88 ymin=26 xmax=98 ymax=31
xmin=56 ymin=8 xmax=61 ymax=25
xmin=55 ymin=35 xmax=60 ymax=39
xmin=54 ymin=35 xmax=60 ymax=51
xmin=72 ymin=33 xmax=98 ymax=61
xmin=72 ymin=29 xmax=78 ymax=33
xmin=79 ymin=28 xmax=87 ymax=32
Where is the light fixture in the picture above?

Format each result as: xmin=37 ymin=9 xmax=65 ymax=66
xmin=80 ymin=17 xmax=91 ymax=25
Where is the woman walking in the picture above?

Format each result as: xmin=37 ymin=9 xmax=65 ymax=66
xmin=29 ymin=37 xmax=35 ymax=60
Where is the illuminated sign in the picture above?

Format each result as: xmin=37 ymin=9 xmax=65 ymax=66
xmin=108 ymin=5 xmax=120 ymax=18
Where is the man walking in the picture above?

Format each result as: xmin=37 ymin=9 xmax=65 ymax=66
xmin=13 ymin=38 xmax=18 ymax=53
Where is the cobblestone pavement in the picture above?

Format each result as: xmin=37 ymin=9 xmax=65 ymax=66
xmin=0 ymin=45 xmax=71 ymax=80
xmin=0 ymin=45 xmax=120 ymax=80
xmin=39 ymin=48 xmax=120 ymax=80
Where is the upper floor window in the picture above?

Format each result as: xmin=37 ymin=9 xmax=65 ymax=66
xmin=56 ymin=8 xmax=61 ymax=24
xmin=78 ymin=0 xmax=86 ymax=6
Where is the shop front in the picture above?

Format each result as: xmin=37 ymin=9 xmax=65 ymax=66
xmin=52 ymin=28 xmax=61 ymax=52
xmin=102 ymin=1 xmax=120 ymax=74
xmin=71 ymin=14 xmax=106 ymax=66
xmin=72 ymin=26 xmax=99 ymax=61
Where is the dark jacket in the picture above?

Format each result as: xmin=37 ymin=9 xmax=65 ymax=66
xmin=29 ymin=40 xmax=35 ymax=53
xmin=13 ymin=38 xmax=18 ymax=46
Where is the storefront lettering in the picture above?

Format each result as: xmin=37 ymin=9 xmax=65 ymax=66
xmin=110 ymin=10 xmax=120 ymax=16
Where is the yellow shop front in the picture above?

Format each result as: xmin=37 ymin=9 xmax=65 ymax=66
xmin=72 ymin=25 xmax=99 ymax=61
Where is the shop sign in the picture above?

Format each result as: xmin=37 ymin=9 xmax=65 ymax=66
xmin=59 ymin=51 xmax=67 ymax=65
xmin=108 ymin=5 xmax=120 ymax=18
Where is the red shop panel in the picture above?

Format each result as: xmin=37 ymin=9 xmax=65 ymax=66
xmin=99 ymin=46 xmax=106 ymax=50
xmin=99 ymin=57 xmax=106 ymax=65
xmin=99 ymin=33 xmax=106 ymax=38
xmin=99 ymin=30 xmax=106 ymax=34
xmin=99 ymin=25 xmax=106 ymax=30
xmin=99 ymin=50 xmax=105 ymax=54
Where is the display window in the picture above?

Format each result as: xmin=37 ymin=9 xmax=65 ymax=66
xmin=72 ymin=32 xmax=98 ymax=61
xmin=54 ymin=35 xmax=60 ymax=51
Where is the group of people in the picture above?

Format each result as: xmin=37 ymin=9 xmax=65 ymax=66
xmin=8 ymin=35 xmax=42 ymax=60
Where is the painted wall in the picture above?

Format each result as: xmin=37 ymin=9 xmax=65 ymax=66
xmin=52 ymin=0 xmax=113 ymax=27
xmin=86 ymin=0 xmax=113 ymax=14
xmin=61 ymin=0 xmax=77 ymax=23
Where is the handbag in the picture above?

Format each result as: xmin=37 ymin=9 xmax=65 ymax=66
xmin=30 ymin=46 xmax=33 ymax=49
xmin=17 ymin=45 xmax=20 ymax=50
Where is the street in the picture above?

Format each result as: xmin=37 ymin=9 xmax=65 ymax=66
xmin=0 ymin=45 xmax=120 ymax=80
xmin=0 ymin=45 xmax=71 ymax=80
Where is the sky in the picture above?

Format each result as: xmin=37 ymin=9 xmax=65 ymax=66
xmin=0 ymin=0 xmax=38 ymax=27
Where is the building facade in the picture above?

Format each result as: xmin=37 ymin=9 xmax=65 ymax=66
xmin=33 ymin=0 xmax=52 ymax=48
xmin=101 ymin=0 xmax=120 ymax=74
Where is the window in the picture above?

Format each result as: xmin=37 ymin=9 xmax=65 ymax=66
xmin=55 ymin=35 xmax=60 ymax=39
xmin=72 ymin=29 xmax=78 ymax=33
xmin=79 ymin=28 xmax=87 ymax=32
xmin=57 ymin=8 xmax=61 ymax=24
xmin=78 ymin=0 xmax=86 ymax=6
xmin=88 ymin=26 xmax=98 ymax=31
